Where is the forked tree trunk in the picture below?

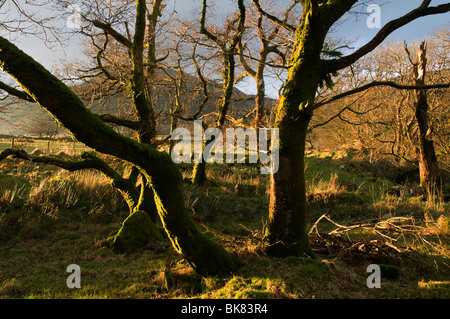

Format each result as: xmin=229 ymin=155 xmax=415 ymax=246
xmin=0 ymin=36 xmax=238 ymax=276
xmin=412 ymin=41 xmax=440 ymax=189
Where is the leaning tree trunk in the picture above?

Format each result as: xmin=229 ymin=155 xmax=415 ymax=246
xmin=0 ymin=36 xmax=238 ymax=276
xmin=412 ymin=41 xmax=440 ymax=189
xmin=108 ymin=169 xmax=162 ymax=253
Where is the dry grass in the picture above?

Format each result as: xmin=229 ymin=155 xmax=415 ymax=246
xmin=0 ymin=151 xmax=449 ymax=299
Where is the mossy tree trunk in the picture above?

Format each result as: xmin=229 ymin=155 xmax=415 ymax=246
xmin=265 ymin=1 xmax=351 ymax=257
xmin=238 ymin=40 xmax=268 ymax=165
xmin=0 ymin=36 xmax=238 ymax=276
xmin=191 ymin=157 xmax=208 ymax=186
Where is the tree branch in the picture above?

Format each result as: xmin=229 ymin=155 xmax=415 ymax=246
xmin=0 ymin=80 xmax=35 ymax=102
xmin=92 ymin=20 xmax=132 ymax=49
xmin=252 ymin=0 xmax=296 ymax=33
xmin=96 ymin=114 xmax=140 ymax=130
xmin=0 ymin=36 xmax=156 ymax=169
xmin=325 ymin=2 xmax=450 ymax=72
xmin=309 ymin=93 xmax=369 ymax=131
xmin=200 ymin=0 xmax=220 ymax=44
xmin=0 ymin=148 xmax=140 ymax=206
xmin=1 ymin=148 xmax=115 ymax=178
xmin=268 ymin=46 xmax=287 ymax=66
xmin=313 ymin=81 xmax=450 ymax=110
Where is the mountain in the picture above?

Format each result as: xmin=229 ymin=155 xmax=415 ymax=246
xmin=0 ymin=74 xmax=277 ymax=137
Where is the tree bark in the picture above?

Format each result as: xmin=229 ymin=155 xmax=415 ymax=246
xmin=266 ymin=110 xmax=313 ymax=257
xmin=191 ymin=159 xmax=207 ymax=186
xmin=265 ymin=8 xmax=323 ymax=258
xmin=265 ymin=0 xmax=356 ymax=257
xmin=412 ymin=42 xmax=440 ymax=188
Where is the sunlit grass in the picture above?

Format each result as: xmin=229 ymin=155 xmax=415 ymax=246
xmin=0 ymin=150 xmax=449 ymax=299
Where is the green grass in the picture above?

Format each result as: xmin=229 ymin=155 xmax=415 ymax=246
xmin=0 ymin=151 xmax=449 ymax=299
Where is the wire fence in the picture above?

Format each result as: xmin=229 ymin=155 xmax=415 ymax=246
xmin=0 ymin=137 xmax=91 ymax=156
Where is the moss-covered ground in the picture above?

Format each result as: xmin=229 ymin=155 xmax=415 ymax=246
xmin=0 ymin=151 xmax=449 ymax=299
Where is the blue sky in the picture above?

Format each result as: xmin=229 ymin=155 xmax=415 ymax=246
xmin=336 ymin=1 xmax=449 ymax=45
xmin=5 ymin=0 xmax=450 ymax=96
xmin=170 ymin=0 xmax=449 ymax=42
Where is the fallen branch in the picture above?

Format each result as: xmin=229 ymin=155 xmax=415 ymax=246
xmin=309 ymin=214 xmax=450 ymax=259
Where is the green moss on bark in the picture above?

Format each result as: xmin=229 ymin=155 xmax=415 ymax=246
xmin=191 ymin=161 xmax=207 ymax=185
xmin=108 ymin=210 xmax=163 ymax=253
xmin=264 ymin=5 xmax=331 ymax=258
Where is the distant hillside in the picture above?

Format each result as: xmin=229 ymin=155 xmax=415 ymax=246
xmin=0 ymin=73 xmax=277 ymax=137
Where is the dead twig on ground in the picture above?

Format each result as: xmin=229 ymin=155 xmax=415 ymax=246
xmin=309 ymin=214 xmax=450 ymax=260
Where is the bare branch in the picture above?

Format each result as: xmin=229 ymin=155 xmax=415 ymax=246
xmin=252 ymin=0 xmax=296 ymax=33
xmin=325 ymin=2 xmax=450 ymax=72
xmin=92 ymin=20 xmax=132 ymax=48
xmin=200 ymin=0 xmax=220 ymax=44
xmin=313 ymin=81 xmax=450 ymax=110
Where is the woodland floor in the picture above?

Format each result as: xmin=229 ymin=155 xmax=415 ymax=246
xmin=0 ymin=150 xmax=449 ymax=299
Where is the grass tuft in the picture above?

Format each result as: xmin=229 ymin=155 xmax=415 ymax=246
xmin=0 ymin=151 xmax=449 ymax=299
